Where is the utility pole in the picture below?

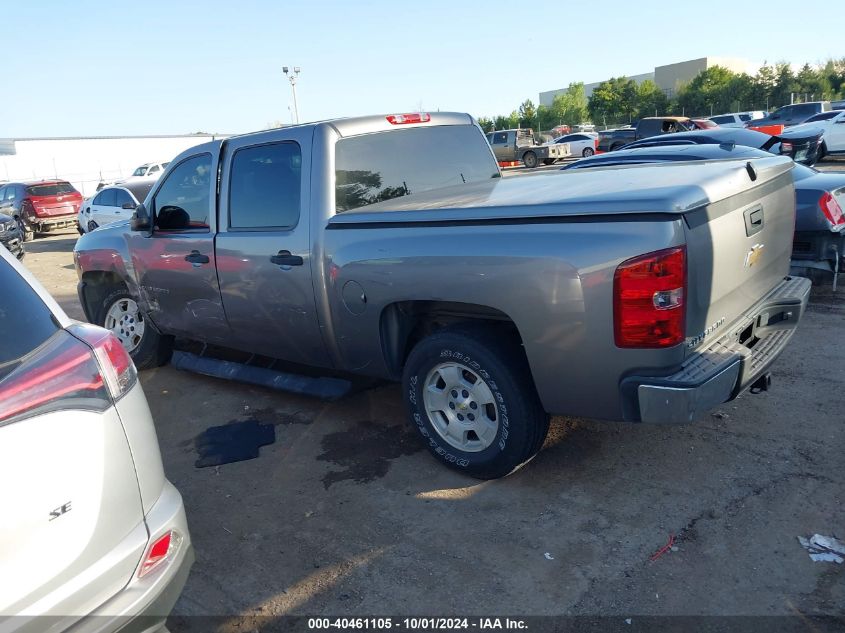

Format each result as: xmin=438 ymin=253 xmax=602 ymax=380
xmin=283 ymin=66 xmax=301 ymax=124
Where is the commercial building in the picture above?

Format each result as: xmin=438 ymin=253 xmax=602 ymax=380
xmin=0 ymin=134 xmax=228 ymax=196
xmin=539 ymin=57 xmax=757 ymax=107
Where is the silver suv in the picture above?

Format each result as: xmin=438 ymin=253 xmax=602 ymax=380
xmin=0 ymin=247 xmax=193 ymax=631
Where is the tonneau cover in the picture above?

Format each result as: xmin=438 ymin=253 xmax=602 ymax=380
xmin=329 ymin=156 xmax=794 ymax=224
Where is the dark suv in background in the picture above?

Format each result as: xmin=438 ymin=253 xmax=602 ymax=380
xmin=747 ymin=101 xmax=831 ymax=128
xmin=0 ymin=180 xmax=83 ymax=241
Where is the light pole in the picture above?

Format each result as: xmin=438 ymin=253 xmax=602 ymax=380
xmin=283 ymin=66 xmax=301 ymax=124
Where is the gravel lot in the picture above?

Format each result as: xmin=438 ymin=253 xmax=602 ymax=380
xmin=18 ymin=159 xmax=845 ymax=625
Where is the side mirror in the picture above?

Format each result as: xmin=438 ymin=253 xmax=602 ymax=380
xmin=122 ymin=202 xmax=137 ymax=210
xmin=130 ymin=203 xmax=151 ymax=232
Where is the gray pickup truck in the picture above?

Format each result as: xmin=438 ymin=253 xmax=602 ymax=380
xmin=74 ymin=112 xmax=810 ymax=479
xmin=486 ymin=128 xmax=570 ymax=167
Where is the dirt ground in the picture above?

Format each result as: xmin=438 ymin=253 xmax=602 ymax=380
xmin=18 ymin=161 xmax=845 ymax=624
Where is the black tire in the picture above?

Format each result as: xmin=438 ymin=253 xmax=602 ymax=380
xmin=402 ymin=326 xmax=549 ymax=479
xmin=16 ymin=217 xmax=34 ymax=242
xmin=94 ymin=288 xmax=172 ymax=370
xmin=523 ymin=151 xmax=538 ymax=168
xmin=87 ymin=220 xmax=99 ymax=232
xmin=542 ymin=158 xmax=556 ymax=166
xmin=817 ymin=141 xmax=827 ymax=162
xmin=582 ymin=147 xmax=595 ymax=157
xmin=610 ymin=143 xmax=623 ymax=152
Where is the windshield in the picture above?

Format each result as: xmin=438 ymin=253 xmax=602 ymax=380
xmin=132 ymin=165 xmax=149 ymax=176
xmin=334 ymin=125 xmax=500 ymax=213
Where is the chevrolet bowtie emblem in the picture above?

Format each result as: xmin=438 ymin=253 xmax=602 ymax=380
xmin=745 ymin=243 xmax=765 ymax=268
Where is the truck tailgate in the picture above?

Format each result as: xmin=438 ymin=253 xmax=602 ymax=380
xmin=683 ymin=158 xmax=796 ymax=353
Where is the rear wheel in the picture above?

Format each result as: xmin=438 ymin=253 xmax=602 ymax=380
xmin=582 ymin=147 xmax=595 ymax=157
xmin=610 ymin=143 xmax=624 ymax=152
xmin=817 ymin=141 xmax=827 ymax=162
xmin=87 ymin=220 xmax=99 ymax=232
xmin=95 ymin=289 xmax=172 ymax=370
xmin=542 ymin=158 xmax=556 ymax=165
xmin=402 ymin=326 xmax=549 ymax=479
xmin=523 ymin=151 xmax=538 ymax=168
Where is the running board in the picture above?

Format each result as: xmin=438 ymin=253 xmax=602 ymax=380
xmin=170 ymin=350 xmax=353 ymax=401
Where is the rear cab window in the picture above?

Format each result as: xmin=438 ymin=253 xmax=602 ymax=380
xmin=0 ymin=259 xmax=59 ymax=378
xmin=334 ymin=126 xmax=499 ymax=213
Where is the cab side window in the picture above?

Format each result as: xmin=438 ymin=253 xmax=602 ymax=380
xmin=492 ymin=132 xmax=508 ymax=144
xmin=152 ymin=154 xmax=212 ymax=232
xmin=228 ymin=142 xmax=301 ymax=230
xmin=94 ymin=189 xmax=117 ymax=207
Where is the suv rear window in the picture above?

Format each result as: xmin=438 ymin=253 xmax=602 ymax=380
xmin=26 ymin=182 xmax=77 ymax=197
xmin=334 ymin=126 xmax=499 ymax=213
xmin=0 ymin=258 xmax=59 ymax=374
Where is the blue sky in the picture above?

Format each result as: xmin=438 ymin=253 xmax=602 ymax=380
xmin=2 ymin=0 xmax=843 ymax=137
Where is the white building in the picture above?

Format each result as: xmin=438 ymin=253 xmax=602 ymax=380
xmin=0 ymin=134 xmax=228 ymax=197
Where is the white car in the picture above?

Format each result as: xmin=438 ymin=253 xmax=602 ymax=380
xmin=0 ymin=246 xmax=193 ymax=632
xmin=548 ymin=132 xmax=598 ymax=157
xmin=78 ymin=182 xmax=155 ymax=233
xmin=789 ymin=109 xmax=845 ymax=161
xmin=708 ymin=111 xmax=767 ymax=128
xmin=119 ymin=162 xmax=170 ymax=183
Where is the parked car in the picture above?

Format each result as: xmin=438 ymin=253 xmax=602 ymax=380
xmin=0 ymin=246 xmax=194 ymax=631
xmin=74 ymin=111 xmax=810 ymax=478
xmin=832 ymin=100 xmax=845 ymax=110
xmin=487 ymin=128 xmax=570 ymax=167
xmin=547 ymin=132 xmax=597 ymax=157
xmin=563 ymin=143 xmax=845 ymax=288
xmin=0 ymin=211 xmax=25 ymax=259
xmin=618 ymin=126 xmax=824 ymax=166
xmin=788 ymin=109 xmax=845 ymax=161
xmin=78 ymin=181 xmax=156 ymax=234
xmin=121 ymin=161 xmax=170 ymax=183
xmin=746 ymin=101 xmax=831 ymax=129
xmin=597 ymin=117 xmax=697 ymax=151
xmin=708 ymin=111 xmax=767 ymax=128
xmin=0 ymin=180 xmax=83 ymax=240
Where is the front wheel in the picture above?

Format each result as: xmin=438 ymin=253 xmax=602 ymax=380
xmin=95 ymin=289 xmax=172 ymax=370
xmin=522 ymin=151 xmax=538 ymax=168
xmin=582 ymin=147 xmax=595 ymax=157
xmin=402 ymin=327 xmax=549 ymax=479
xmin=542 ymin=158 xmax=556 ymax=165
xmin=817 ymin=141 xmax=827 ymax=162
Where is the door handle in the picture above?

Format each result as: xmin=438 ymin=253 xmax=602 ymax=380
xmin=184 ymin=250 xmax=210 ymax=264
xmin=270 ymin=250 xmax=304 ymax=266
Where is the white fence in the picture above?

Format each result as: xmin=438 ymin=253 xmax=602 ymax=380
xmin=0 ymin=135 xmax=228 ymax=197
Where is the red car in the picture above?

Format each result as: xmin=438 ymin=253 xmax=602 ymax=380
xmin=0 ymin=180 xmax=83 ymax=240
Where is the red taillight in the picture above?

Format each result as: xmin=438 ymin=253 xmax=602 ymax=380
xmin=820 ymin=192 xmax=845 ymax=228
xmin=386 ymin=113 xmax=431 ymax=125
xmin=69 ymin=323 xmax=137 ymax=398
xmin=0 ymin=333 xmax=108 ymax=424
xmin=614 ymin=246 xmax=686 ymax=348
xmin=139 ymin=530 xmax=180 ymax=577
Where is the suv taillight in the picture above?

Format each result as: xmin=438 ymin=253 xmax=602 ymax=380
xmin=0 ymin=327 xmax=136 ymax=424
xmin=614 ymin=246 xmax=686 ymax=348
xmin=820 ymin=192 xmax=845 ymax=228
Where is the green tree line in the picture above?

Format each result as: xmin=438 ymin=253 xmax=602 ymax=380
xmin=477 ymin=59 xmax=845 ymax=134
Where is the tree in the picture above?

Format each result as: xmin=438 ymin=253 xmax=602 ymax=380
xmin=476 ymin=117 xmax=494 ymax=133
xmin=635 ymin=80 xmax=669 ymax=118
xmin=518 ymin=99 xmax=537 ymax=129
xmin=795 ymin=64 xmax=831 ymax=101
xmin=771 ymin=62 xmax=799 ymax=109
xmin=588 ymin=77 xmax=638 ymax=125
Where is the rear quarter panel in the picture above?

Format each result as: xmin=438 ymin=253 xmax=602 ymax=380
xmin=323 ymin=218 xmax=687 ymax=421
